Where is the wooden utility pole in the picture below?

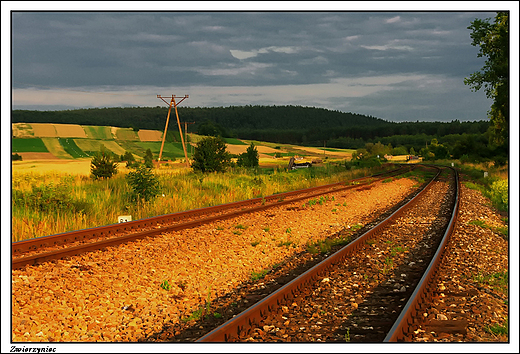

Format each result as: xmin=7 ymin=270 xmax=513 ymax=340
xmin=157 ymin=95 xmax=189 ymax=167
xmin=181 ymin=121 xmax=195 ymax=153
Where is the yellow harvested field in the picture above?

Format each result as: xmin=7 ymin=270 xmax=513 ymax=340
xmin=12 ymin=123 xmax=34 ymax=138
xmin=30 ymin=124 xmax=58 ymax=137
xmin=138 ymin=129 xmax=163 ymax=142
xmin=53 ymin=124 xmax=87 ymax=138
xmin=292 ymin=146 xmax=352 ymax=158
xmin=102 ymin=140 xmax=127 ymax=156
xmin=12 ymin=159 xmax=92 ymax=174
xmin=226 ymin=144 xmax=282 ymax=158
xmin=16 ymin=152 xmax=58 ymax=160
xmin=41 ymin=138 xmax=73 ymax=159
xmin=115 ymin=127 xmax=139 ymax=141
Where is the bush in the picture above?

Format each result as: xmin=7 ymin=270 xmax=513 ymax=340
xmin=191 ymin=136 xmax=231 ymax=173
xmin=126 ymin=165 xmax=160 ymax=202
xmin=12 ymin=153 xmax=22 ymax=161
xmin=12 ymin=182 xmax=90 ymax=214
xmin=144 ymin=148 xmax=154 ymax=168
xmin=488 ymin=179 xmax=508 ymax=211
xmin=345 ymin=156 xmax=382 ymax=170
xmin=237 ymin=143 xmax=259 ymax=168
xmin=90 ymin=148 xmax=118 ymax=179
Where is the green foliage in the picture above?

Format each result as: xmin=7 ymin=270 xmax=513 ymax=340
xmin=160 ymin=280 xmax=173 ymax=291
xmin=391 ymin=146 xmax=408 ymax=155
xmin=465 ymin=12 xmax=509 ymax=146
xmin=251 ymin=268 xmax=270 ymax=281
xmin=469 ymin=219 xmax=508 ymax=238
xmin=474 ymin=271 xmax=508 ymax=294
xmin=12 ymin=181 xmax=90 ymax=214
xmin=126 ymin=164 xmax=160 ymax=202
xmin=90 ymin=147 xmax=118 ymax=179
xmin=487 ymin=321 xmax=508 ymax=336
xmin=345 ymin=156 xmax=382 ymax=170
xmin=459 ymin=164 xmax=508 ymax=212
xmin=197 ymin=119 xmax=229 ymax=137
xmin=144 ymin=148 xmax=154 ymax=168
xmin=121 ymin=151 xmax=135 ymax=162
xmin=191 ymin=136 xmax=231 ymax=173
xmin=236 ymin=142 xmax=260 ymax=168
xmin=420 ymin=139 xmax=450 ymax=160
xmin=12 ymin=153 xmax=23 ymax=161
xmin=489 ymin=179 xmax=508 ymax=211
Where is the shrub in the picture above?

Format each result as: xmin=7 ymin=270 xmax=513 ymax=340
xmin=144 ymin=148 xmax=154 ymax=168
xmin=237 ymin=143 xmax=259 ymax=168
xmin=12 ymin=182 xmax=90 ymax=214
xmin=12 ymin=153 xmax=22 ymax=161
xmin=488 ymin=179 xmax=508 ymax=211
xmin=90 ymin=147 xmax=118 ymax=179
xmin=191 ymin=136 xmax=231 ymax=173
xmin=126 ymin=165 xmax=160 ymax=202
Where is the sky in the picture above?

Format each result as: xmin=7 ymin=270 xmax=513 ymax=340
xmin=4 ymin=3 xmax=518 ymax=124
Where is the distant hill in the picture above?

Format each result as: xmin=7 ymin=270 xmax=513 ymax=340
xmin=12 ymin=105 xmax=489 ymax=148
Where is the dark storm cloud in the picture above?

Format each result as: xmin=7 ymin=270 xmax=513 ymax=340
xmin=11 ymin=10 xmax=501 ymax=121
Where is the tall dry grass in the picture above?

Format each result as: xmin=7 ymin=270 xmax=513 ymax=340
xmin=11 ymin=165 xmax=375 ymax=242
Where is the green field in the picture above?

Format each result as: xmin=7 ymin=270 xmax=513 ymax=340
xmin=223 ymin=137 xmax=247 ymax=145
xmin=115 ymin=128 xmax=139 ymax=141
xmin=136 ymin=141 xmax=190 ymax=160
xmin=41 ymin=138 xmax=73 ymax=159
xmin=74 ymin=139 xmax=127 ymax=157
xmin=12 ymin=138 xmax=49 ymax=152
xmin=83 ymin=126 xmax=113 ymax=140
xmin=58 ymin=138 xmax=90 ymax=158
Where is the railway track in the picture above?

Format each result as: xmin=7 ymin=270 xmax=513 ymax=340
xmin=12 ymin=165 xmax=412 ymax=269
xmin=196 ymin=165 xmax=460 ymax=342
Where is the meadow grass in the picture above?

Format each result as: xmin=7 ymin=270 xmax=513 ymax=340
xmin=11 ymin=164 xmax=380 ymax=242
xmin=11 ymin=138 xmax=49 ymax=153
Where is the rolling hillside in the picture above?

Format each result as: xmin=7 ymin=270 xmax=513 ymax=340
xmin=11 ymin=123 xmax=180 ymax=161
xmin=11 ymin=122 xmax=354 ymax=163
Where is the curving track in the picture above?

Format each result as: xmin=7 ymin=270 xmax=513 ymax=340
xmin=197 ymin=165 xmax=460 ymax=342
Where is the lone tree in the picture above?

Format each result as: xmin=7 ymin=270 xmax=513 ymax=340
xmin=191 ymin=136 xmax=231 ymax=173
xmin=237 ymin=142 xmax=259 ymax=168
xmin=126 ymin=164 xmax=160 ymax=202
xmin=465 ymin=12 xmax=509 ymax=146
xmin=144 ymin=148 xmax=154 ymax=168
xmin=90 ymin=147 xmax=118 ymax=179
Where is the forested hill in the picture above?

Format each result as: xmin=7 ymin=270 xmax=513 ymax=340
xmin=12 ymin=105 xmax=489 ymax=148
xmin=11 ymin=105 xmax=384 ymax=130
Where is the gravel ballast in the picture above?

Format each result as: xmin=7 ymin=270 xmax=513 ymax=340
xmin=11 ymin=177 xmax=509 ymax=344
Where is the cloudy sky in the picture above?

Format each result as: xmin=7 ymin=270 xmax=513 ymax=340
xmin=5 ymin=4 xmax=517 ymax=123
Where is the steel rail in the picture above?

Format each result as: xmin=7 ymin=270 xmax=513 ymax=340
xmin=197 ymin=166 xmax=442 ymax=342
xmin=383 ymin=166 xmax=460 ymax=342
xmin=12 ymin=166 xmax=412 ymax=269
xmin=12 ymin=166 xmax=406 ymax=255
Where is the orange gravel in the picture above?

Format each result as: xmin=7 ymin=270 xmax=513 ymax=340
xmin=409 ymin=184 xmax=509 ymax=342
xmin=12 ymin=178 xmax=417 ymax=342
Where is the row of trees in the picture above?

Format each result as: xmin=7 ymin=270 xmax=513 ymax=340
xmin=12 ymin=105 xmax=490 ymax=147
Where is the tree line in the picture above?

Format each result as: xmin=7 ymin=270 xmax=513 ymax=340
xmin=12 ymin=105 xmax=489 ymax=146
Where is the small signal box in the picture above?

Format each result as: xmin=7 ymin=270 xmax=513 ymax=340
xmin=118 ymin=215 xmax=132 ymax=223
